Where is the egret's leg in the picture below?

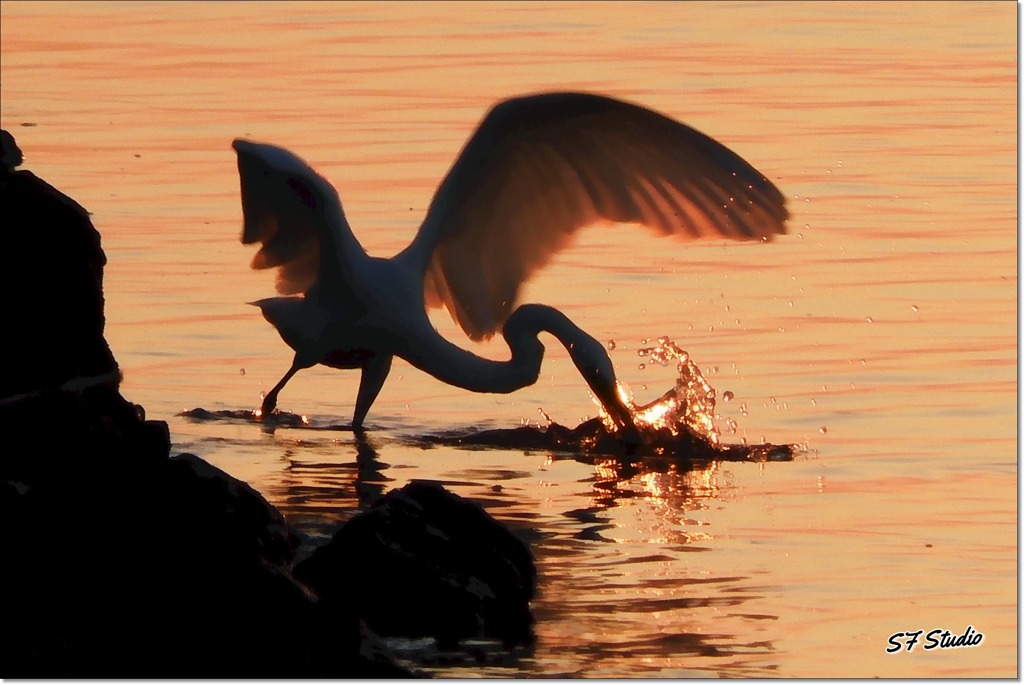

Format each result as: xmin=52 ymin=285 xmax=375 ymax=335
xmin=352 ymin=354 xmax=393 ymax=429
xmin=261 ymin=360 xmax=302 ymax=417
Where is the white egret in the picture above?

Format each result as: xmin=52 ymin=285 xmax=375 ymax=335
xmin=234 ymin=92 xmax=788 ymax=431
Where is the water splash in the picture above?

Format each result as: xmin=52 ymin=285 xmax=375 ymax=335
xmin=597 ymin=337 xmax=721 ymax=446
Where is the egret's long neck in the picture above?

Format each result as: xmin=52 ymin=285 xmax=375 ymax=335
xmin=507 ymin=305 xmax=629 ymax=426
xmin=398 ymin=304 xmax=634 ymax=430
xmin=398 ymin=309 xmax=547 ymax=394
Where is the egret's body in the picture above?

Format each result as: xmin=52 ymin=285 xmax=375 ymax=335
xmin=234 ymin=92 xmax=788 ymax=430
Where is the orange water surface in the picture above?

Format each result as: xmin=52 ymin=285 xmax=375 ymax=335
xmin=1 ymin=1 xmax=1016 ymax=677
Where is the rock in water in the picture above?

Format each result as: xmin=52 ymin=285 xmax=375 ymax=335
xmin=295 ymin=480 xmax=537 ymax=647
xmin=0 ymin=128 xmax=167 ymax=475
xmin=1 ymin=131 xmax=114 ymax=400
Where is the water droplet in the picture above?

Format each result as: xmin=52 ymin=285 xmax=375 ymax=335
xmin=722 ymin=390 xmax=734 ymax=402
xmin=637 ymin=349 xmax=648 ymax=357
xmin=239 ymin=368 xmax=246 ymax=376
xmin=911 ymin=305 xmax=919 ymax=312
xmin=607 ymin=340 xmax=616 ymax=350
xmin=866 ymin=316 xmax=873 ymax=323
xmin=638 ymin=363 xmax=646 ymax=370
xmin=819 ymin=426 xmax=828 ymax=434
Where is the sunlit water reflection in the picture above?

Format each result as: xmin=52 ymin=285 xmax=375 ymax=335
xmin=2 ymin=1 xmax=1015 ymax=678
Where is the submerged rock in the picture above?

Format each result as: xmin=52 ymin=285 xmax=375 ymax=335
xmin=296 ymin=480 xmax=536 ymax=648
xmin=425 ymin=417 xmax=797 ymax=465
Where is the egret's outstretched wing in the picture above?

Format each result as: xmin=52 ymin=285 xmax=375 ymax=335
xmin=410 ymin=92 xmax=790 ymax=340
xmin=233 ymin=139 xmax=362 ymax=297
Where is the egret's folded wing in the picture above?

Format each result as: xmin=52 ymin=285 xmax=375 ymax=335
xmin=233 ymin=139 xmax=358 ymax=297
xmin=412 ymin=92 xmax=789 ymax=340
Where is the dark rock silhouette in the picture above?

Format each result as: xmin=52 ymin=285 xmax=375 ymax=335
xmin=1 ymin=127 xmax=169 ymax=489
xmin=2 ymin=132 xmax=115 ymax=400
xmin=296 ymin=480 xmax=536 ymax=648
xmin=2 ymin=451 xmax=399 ymax=677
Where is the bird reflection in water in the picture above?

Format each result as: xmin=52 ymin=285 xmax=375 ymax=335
xmin=260 ymin=432 xmax=394 ymax=553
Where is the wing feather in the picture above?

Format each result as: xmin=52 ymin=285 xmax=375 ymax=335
xmin=232 ymin=139 xmax=363 ymax=298
xmin=408 ymin=92 xmax=789 ymax=340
